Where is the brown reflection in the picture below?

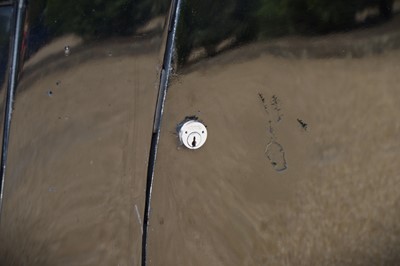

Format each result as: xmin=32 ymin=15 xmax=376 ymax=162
xmin=0 ymin=0 xmax=171 ymax=265
xmin=147 ymin=3 xmax=400 ymax=266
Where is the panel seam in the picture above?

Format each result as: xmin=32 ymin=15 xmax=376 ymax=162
xmin=141 ymin=0 xmax=182 ymax=265
xmin=0 ymin=0 xmax=26 ymax=214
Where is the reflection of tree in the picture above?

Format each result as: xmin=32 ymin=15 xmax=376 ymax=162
xmin=44 ymin=0 xmax=169 ymax=38
xmin=176 ymin=0 xmax=395 ymax=65
xmin=23 ymin=0 xmax=170 ymax=58
xmin=257 ymin=0 xmax=394 ymax=35
xmin=25 ymin=0 xmax=169 ymax=42
xmin=0 ymin=6 xmax=12 ymax=87
xmin=176 ymin=0 xmax=258 ymax=65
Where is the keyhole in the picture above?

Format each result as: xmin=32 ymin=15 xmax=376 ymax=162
xmin=191 ymin=136 xmax=197 ymax=147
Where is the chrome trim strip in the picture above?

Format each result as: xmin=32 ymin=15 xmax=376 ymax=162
xmin=0 ymin=0 xmax=24 ymax=212
xmin=142 ymin=0 xmax=181 ymax=264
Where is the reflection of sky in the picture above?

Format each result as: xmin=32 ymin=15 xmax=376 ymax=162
xmin=0 ymin=7 xmax=13 ymax=32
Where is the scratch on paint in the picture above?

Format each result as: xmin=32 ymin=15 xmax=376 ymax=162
xmin=135 ymin=204 xmax=143 ymax=234
xmin=297 ymin=118 xmax=308 ymax=131
xmin=258 ymin=92 xmax=287 ymax=172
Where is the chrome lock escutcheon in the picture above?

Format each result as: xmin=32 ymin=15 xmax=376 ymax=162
xmin=178 ymin=120 xmax=208 ymax=150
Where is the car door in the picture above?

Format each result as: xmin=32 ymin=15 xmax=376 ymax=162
xmin=146 ymin=1 xmax=400 ymax=265
xmin=0 ymin=0 xmax=172 ymax=265
xmin=1 ymin=0 xmax=400 ymax=265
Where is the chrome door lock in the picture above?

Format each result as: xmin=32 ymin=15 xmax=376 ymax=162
xmin=178 ymin=120 xmax=208 ymax=150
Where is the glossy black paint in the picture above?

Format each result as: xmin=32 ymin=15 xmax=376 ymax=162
xmin=0 ymin=0 xmax=172 ymax=265
xmin=1 ymin=0 xmax=400 ymax=265
xmin=147 ymin=0 xmax=400 ymax=265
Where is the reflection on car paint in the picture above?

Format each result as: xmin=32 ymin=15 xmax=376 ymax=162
xmin=0 ymin=0 xmax=173 ymax=265
xmin=147 ymin=0 xmax=400 ymax=265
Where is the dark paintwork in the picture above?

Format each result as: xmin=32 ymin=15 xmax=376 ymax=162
xmin=1 ymin=0 xmax=400 ymax=265
xmin=0 ymin=0 xmax=172 ymax=265
xmin=147 ymin=1 xmax=400 ymax=265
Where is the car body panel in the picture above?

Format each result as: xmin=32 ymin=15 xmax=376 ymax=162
xmin=1 ymin=0 xmax=400 ymax=265
xmin=147 ymin=1 xmax=400 ymax=265
xmin=0 ymin=0 xmax=171 ymax=265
